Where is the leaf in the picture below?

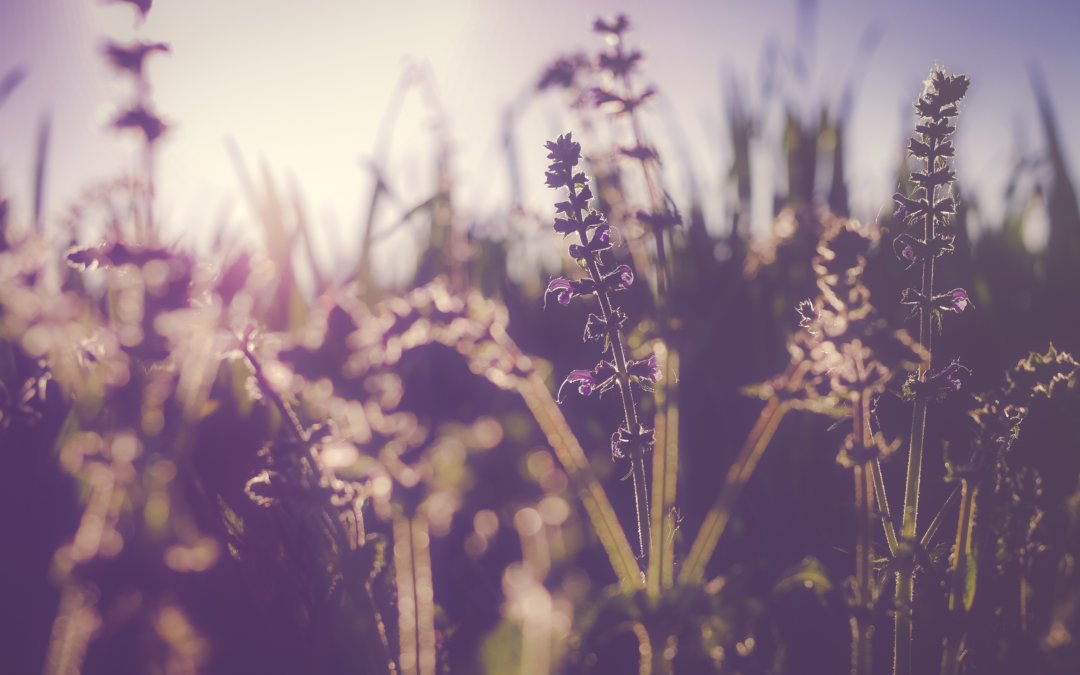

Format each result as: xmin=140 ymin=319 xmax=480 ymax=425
xmin=963 ymin=539 xmax=978 ymax=612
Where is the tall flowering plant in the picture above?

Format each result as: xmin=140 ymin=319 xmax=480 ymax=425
xmin=890 ymin=68 xmax=972 ymax=675
xmin=543 ymin=133 xmax=659 ymax=562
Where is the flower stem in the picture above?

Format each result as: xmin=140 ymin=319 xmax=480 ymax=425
xmin=940 ymin=480 xmax=977 ymax=675
xmin=873 ymin=458 xmax=900 ymax=557
xmin=566 ymin=176 xmax=651 ymax=564
xmin=852 ymin=390 xmax=876 ymax=675
xmin=647 ymin=345 xmax=679 ymax=599
xmin=896 ymin=128 xmax=939 ymax=675
xmin=390 ymin=515 xmax=439 ymax=675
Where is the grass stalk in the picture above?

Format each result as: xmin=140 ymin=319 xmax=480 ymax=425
xmin=852 ymin=389 xmax=876 ymax=675
xmin=679 ymin=396 xmax=787 ymax=584
xmin=647 ymin=344 xmax=679 ymax=599
xmin=873 ymin=458 xmax=900 ymax=557
xmin=940 ymin=480 xmax=977 ymax=675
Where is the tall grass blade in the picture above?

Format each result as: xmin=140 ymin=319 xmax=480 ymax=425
xmin=647 ymin=344 xmax=679 ymax=598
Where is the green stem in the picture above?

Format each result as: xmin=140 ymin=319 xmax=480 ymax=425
xmin=566 ymin=177 xmax=650 ymax=564
xmin=873 ymin=458 xmax=900 ymax=557
xmin=647 ymin=346 xmax=679 ymax=599
xmin=852 ymin=391 xmax=875 ymax=675
xmin=679 ymin=397 xmax=787 ymax=584
xmin=895 ymin=131 xmax=940 ymax=675
xmin=940 ymin=480 xmax=977 ymax=675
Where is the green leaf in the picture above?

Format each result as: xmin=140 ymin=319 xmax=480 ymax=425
xmin=963 ymin=538 xmax=978 ymax=612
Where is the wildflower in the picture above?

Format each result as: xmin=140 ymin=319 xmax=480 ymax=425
xmin=604 ymin=264 xmax=634 ymax=290
xmin=557 ymin=360 xmax=617 ymax=401
xmin=893 ymin=234 xmax=919 ymax=269
xmin=544 ymin=131 xmax=653 ymax=557
xmin=561 ymin=369 xmax=597 ymax=398
xmin=939 ymin=288 xmax=971 ymax=313
xmin=544 ymin=277 xmax=595 ymax=307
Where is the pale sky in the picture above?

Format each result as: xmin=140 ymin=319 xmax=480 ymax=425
xmin=1 ymin=0 xmax=1078 ymax=277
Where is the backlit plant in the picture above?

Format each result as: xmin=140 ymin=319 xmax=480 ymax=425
xmin=543 ymin=132 xmax=658 ymax=563
xmin=4 ymin=7 xmax=1080 ymax=675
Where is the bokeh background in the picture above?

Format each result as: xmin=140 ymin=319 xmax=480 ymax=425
xmin=2 ymin=2 xmax=1080 ymax=674
xmin=3 ymin=0 xmax=1080 ymax=267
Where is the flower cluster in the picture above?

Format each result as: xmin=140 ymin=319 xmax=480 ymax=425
xmin=536 ymin=15 xmax=680 ymax=248
xmin=948 ymin=344 xmax=1078 ymax=483
xmin=892 ymin=68 xmax=972 ymax=340
xmin=779 ymin=215 xmax=925 ymax=465
xmin=543 ymin=133 xmax=659 ymax=462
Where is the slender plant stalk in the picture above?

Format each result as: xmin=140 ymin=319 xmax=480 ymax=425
xmin=647 ymin=345 xmax=679 ymax=599
xmin=940 ymin=480 xmax=977 ymax=675
xmin=895 ymin=111 xmax=940 ymax=675
xmin=519 ymin=372 xmax=643 ymax=589
xmin=564 ymin=155 xmax=651 ymax=564
xmin=920 ymin=484 xmax=961 ymax=551
xmin=679 ymin=396 xmax=787 ymax=584
xmin=873 ymin=458 xmax=900 ymax=557
xmin=391 ymin=515 xmax=437 ymax=675
xmin=852 ymin=389 xmax=876 ymax=675
xmin=623 ymin=88 xmax=671 ymax=298
xmin=628 ymin=621 xmax=675 ymax=675
xmin=602 ymin=26 xmax=679 ymax=583
xmin=893 ymin=68 xmax=970 ymax=675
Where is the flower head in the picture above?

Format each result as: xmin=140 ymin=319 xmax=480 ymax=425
xmin=545 ymin=133 xmax=581 ymax=171
xmin=940 ymin=288 xmax=971 ymax=313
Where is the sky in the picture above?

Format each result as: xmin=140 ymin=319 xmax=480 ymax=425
xmin=1 ymin=0 xmax=1079 ymax=273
